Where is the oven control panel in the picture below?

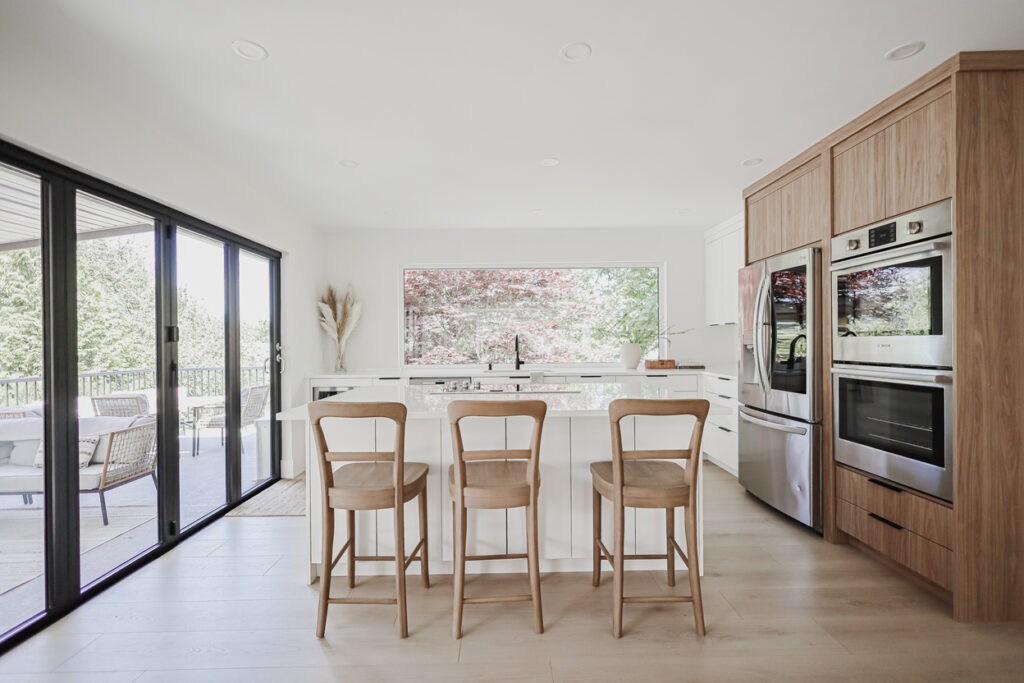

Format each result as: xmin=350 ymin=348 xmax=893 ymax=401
xmin=831 ymin=198 xmax=952 ymax=263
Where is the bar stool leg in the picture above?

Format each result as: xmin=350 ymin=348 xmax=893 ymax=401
xmin=394 ymin=502 xmax=408 ymax=638
xmin=419 ymin=488 xmax=430 ymax=588
xmin=666 ymin=506 xmax=676 ymax=587
xmin=346 ymin=509 xmax=356 ymax=588
xmin=316 ymin=507 xmax=334 ymax=638
xmin=452 ymin=500 xmax=467 ymax=639
xmin=526 ymin=498 xmax=544 ymax=634
xmin=684 ymin=505 xmax=706 ymax=636
xmin=612 ymin=499 xmax=625 ymax=638
xmin=592 ymin=487 xmax=602 ymax=587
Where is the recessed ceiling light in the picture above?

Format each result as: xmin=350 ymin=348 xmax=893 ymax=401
xmin=532 ymin=209 xmax=546 ymax=215
xmin=560 ymin=42 xmax=592 ymax=62
xmin=742 ymin=157 xmax=764 ymax=167
xmin=231 ymin=39 xmax=268 ymax=61
xmin=885 ymin=41 xmax=925 ymax=61
xmin=339 ymin=160 xmax=359 ymax=168
xmin=540 ymin=158 xmax=560 ymax=167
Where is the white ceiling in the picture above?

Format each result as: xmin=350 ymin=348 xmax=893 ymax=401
xmin=1 ymin=1 xmax=1023 ymax=233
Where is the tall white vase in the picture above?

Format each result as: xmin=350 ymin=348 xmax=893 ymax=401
xmin=619 ymin=343 xmax=642 ymax=370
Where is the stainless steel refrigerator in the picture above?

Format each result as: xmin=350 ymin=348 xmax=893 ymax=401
xmin=737 ymin=247 xmax=822 ymax=531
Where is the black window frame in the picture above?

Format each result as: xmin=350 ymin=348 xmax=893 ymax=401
xmin=0 ymin=139 xmax=283 ymax=652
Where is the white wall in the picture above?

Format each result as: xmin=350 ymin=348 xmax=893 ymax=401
xmin=324 ymin=226 xmax=737 ymax=374
xmin=0 ymin=44 xmax=327 ymax=476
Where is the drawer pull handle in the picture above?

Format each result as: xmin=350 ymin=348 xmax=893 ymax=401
xmin=868 ymin=512 xmax=903 ymax=530
xmin=580 ymin=375 xmax=602 ymax=378
xmin=717 ymin=376 xmax=731 ymax=381
xmin=716 ymin=425 xmax=732 ymax=433
xmin=716 ymin=393 xmax=732 ymax=400
xmin=867 ymin=477 xmax=903 ymax=493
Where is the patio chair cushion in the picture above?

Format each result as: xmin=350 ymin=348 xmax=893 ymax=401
xmin=81 ymin=416 xmax=142 ymax=465
xmin=32 ymin=435 xmax=100 ymax=468
xmin=0 ymin=404 xmax=43 ymax=419
xmin=0 ymin=442 xmax=12 ymax=465
xmin=10 ymin=439 xmax=40 ymax=467
xmin=0 ymin=462 xmax=105 ymax=494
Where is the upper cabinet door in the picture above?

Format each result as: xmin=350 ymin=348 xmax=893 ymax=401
xmin=779 ymin=165 xmax=826 ymax=252
xmin=885 ymin=93 xmax=954 ymax=216
xmin=747 ymin=191 xmax=782 ymax=264
xmin=833 ymin=132 xmax=886 ymax=235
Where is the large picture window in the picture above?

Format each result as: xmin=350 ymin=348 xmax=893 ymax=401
xmin=403 ymin=266 xmax=661 ymax=365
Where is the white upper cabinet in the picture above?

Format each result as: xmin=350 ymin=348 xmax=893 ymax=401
xmin=704 ymin=213 xmax=744 ymax=326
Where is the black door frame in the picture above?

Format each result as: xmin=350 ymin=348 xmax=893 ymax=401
xmin=0 ymin=139 xmax=284 ymax=652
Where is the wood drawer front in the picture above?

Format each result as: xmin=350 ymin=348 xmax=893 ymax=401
xmin=836 ymin=467 xmax=952 ymax=549
xmin=837 ymin=500 xmax=952 ymax=590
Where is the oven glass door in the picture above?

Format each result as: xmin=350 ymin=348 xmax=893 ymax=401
xmin=832 ymin=238 xmax=951 ymax=368
xmin=837 ymin=377 xmax=943 ymax=467
xmin=836 ymin=256 xmax=942 ymax=340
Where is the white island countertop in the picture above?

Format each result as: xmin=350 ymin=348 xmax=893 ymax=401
xmin=278 ymin=382 xmax=703 ymax=421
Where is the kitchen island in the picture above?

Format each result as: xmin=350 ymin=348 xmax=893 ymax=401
xmin=277 ymin=382 xmax=707 ymax=583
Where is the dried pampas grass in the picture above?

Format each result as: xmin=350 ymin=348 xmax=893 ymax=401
xmin=319 ymin=284 xmax=362 ymax=370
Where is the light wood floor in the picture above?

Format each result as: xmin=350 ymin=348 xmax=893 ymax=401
xmin=1 ymin=464 xmax=1022 ymax=681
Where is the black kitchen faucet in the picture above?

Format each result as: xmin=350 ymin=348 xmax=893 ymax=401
xmin=514 ymin=334 xmax=524 ymax=371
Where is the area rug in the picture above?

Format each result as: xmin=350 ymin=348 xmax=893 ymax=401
xmin=228 ymin=474 xmax=305 ymax=516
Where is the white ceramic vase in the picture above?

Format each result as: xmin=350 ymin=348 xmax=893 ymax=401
xmin=619 ymin=343 xmax=642 ymax=370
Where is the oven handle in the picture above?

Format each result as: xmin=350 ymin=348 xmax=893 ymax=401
xmin=739 ymin=411 xmax=808 ymax=435
xmin=829 ymin=238 xmax=950 ymax=272
xmin=830 ymin=367 xmax=952 ymax=385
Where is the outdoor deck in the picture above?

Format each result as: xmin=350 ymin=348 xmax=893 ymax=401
xmin=0 ymin=427 xmax=269 ymax=636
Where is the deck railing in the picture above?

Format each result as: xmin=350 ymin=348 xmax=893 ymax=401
xmin=0 ymin=366 xmax=269 ymax=407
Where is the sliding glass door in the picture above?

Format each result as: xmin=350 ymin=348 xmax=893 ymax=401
xmin=238 ymin=250 xmax=274 ymax=493
xmin=75 ymin=191 xmax=159 ymax=588
xmin=0 ymin=139 xmax=282 ymax=650
xmin=176 ymin=229 xmax=229 ymax=528
xmin=0 ymin=162 xmax=45 ymax=635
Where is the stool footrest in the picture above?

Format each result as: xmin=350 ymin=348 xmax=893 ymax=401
xmin=463 ymin=594 xmax=533 ymax=605
xmin=327 ymin=597 xmax=398 ymax=605
xmin=622 ymin=595 xmax=694 ymax=604
xmin=465 ymin=552 xmax=528 ymax=561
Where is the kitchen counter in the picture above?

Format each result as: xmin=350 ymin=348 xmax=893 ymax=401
xmin=278 ymin=382 xmax=691 ymax=422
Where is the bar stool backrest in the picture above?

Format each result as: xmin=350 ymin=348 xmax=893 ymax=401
xmin=308 ymin=401 xmax=407 ymax=509
xmin=608 ymin=398 xmax=710 ymax=507
xmin=446 ymin=399 xmax=547 ymax=496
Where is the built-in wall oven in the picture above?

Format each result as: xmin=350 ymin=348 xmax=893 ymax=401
xmin=832 ymin=365 xmax=952 ymax=501
xmin=830 ymin=199 xmax=954 ymax=502
xmin=831 ymin=199 xmax=952 ymax=369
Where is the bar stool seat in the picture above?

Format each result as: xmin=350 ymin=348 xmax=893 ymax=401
xmin=590 ymin=461 xmax=690 ymax=508
xmin=331 ymin=462 xmax=429 ymax=510
xmin=447 ymin=461 xmax=536 ymax=509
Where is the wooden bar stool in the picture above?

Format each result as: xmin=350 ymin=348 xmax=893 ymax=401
xmin=591 ymin=398 xmax=710 ymax=637
xmin=308 ymin=401 xmax=430 ymax=639
xmin=447 ymin=400 xmax=546 ymax=640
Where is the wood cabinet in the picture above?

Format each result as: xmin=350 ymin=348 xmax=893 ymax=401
xmin=746 ymin=191 xmax=781 ymax=263
xmin=833 ymin=92 xmax=954 ymax=234
xmin=704 ymin=215 xmax=743 ymax=325
xmin=746 ymin=160 xmax=825 ymax=263
xmin=885 ymin=94 xmax=954 ymax=216
xmin=833 ymin=132 xmax=887 ymax=234
xmin=779 ymin=164 xmax=826 ymax=251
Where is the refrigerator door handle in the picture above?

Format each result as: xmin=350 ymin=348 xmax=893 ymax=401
xmin=739 ymin=410 xmax=808 ymax=436
xmin=756 ymin=274 xmax=772 ymax=391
